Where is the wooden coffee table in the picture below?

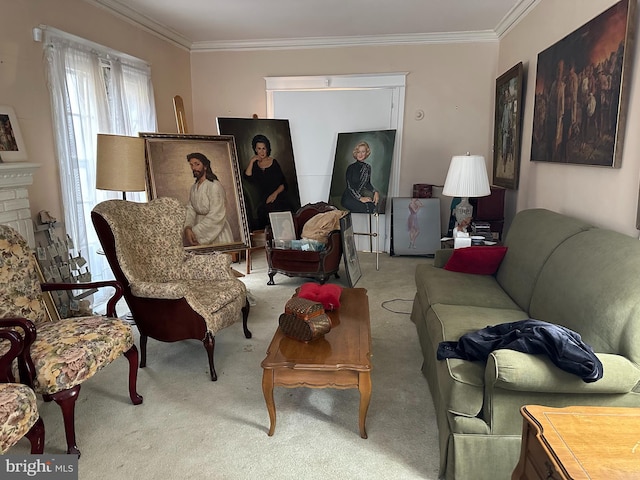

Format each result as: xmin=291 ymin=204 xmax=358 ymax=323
xmin=261 ymin=287 xmax=372 ymax=438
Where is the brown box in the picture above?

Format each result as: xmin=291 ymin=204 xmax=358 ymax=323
xmin=412 ymin=184 xmax=433 ymax=198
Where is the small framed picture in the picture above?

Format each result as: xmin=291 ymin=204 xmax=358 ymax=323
xmin=0 ymin=105 xmax=28 ymax=162
xmin=340 ymin=212 xmax=362 ymax=287
xmin=268 ymin=211 xmax=295 ymax=244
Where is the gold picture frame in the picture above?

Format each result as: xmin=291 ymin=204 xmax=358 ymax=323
xmin=140 ymin=132 xmax=250 ymax=252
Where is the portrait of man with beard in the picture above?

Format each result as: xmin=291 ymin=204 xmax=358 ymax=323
xmin=183 ymin=152 xmax=234 ymax=246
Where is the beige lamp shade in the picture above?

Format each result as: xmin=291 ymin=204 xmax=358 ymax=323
xmin=442 ymin=154 xmax=491 ymax=198
xmin=96 ymin=134 xmax=146 ymax=192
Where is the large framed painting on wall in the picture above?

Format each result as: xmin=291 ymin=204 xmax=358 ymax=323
xmin=493 ymin=62 xmax=524 ymax=189
xmin=141 ymin=132 xmax=250 ymax=253
xmin=216 ymin=117 xmax=301 ymax=232
xmin=530 ymin=0 xmax=636 ymax=167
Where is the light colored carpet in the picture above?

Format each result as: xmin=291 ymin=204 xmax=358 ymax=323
xmin=11 ymin=252 xmax=440 ymax=480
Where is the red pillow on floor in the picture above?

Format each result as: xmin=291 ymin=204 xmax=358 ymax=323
xmin=444 ymin=246 xmax=508 ymax=275
xmin=298 ymin=283 xmax=342 ymax=310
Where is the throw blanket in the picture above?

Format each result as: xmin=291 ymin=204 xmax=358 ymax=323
xmin=437 ymin=319 xmax=603 ymax=382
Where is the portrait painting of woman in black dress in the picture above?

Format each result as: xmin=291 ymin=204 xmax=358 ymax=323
xmin=217 ymin=118 xmax=301 ymax=231
xmin=329 ymin=130 xmax=396 ymax=214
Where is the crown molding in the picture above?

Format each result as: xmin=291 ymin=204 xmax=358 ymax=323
xmin=191 ymin=31 xmax=498 ymax=52
xmin=86 ymin=0 xmax=538 ymax=52
xmin=84 ymin=0 xmax=192 ymax=50
xmin=495 ymin=0 xmax=541 ymax=37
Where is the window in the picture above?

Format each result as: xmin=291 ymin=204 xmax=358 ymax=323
xmin=41 ymin=26 xmax=157 ymax=309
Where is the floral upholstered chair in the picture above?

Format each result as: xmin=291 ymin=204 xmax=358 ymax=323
xmin=91 ymin=198 xmax=251 ymax=382
xmin=0 ymin=329 xmax=44 ymax=454
xmin=0 ymin=225 xmax=142 ymax=456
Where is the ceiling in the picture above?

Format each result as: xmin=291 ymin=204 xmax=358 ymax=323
xmin=86 ymin=0 xmax=539 ymax=51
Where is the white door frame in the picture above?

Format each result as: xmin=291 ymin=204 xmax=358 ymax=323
xmin=265 ymin=73 xmax=407 ymax=252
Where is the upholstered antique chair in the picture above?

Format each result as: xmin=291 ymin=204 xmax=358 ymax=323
xmin=264 ymin=202 xmax=344 ymax=285
xmin=91 ymin=197 xmax=251 ymax=382
xmin=0 ymin=329 xmax=44 ymax=454
xmin=0 ymin=225 xmax=142 ymax=456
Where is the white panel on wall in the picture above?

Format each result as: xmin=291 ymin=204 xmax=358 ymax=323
xmin=266 ymin=73 xmax=406 ymax=252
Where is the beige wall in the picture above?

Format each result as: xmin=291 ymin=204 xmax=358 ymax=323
xmin=499 ymin=0 xmax=640 ymax=236
xmin=0 ymin=0 xmax=191 ymax=222
xmin=190 ymin=43 xmax=499 ymax=199
xmin=4 ymin=0 xmax=639 ymax=238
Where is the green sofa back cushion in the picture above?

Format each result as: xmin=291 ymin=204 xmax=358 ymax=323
xmin=496 ymin=209 xmax=592 ymax=312
xmin=529 ymin=228 xmax=640 ymax=364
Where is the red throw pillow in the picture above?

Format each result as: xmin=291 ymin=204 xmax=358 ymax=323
xmin=443 ymin=246 xmax=508 ymax=275
xmin=298 ymin=283 xmax=343 ymax=310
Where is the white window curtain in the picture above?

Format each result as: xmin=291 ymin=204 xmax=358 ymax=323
xmin=42 ymin=27 xmax=157 ymax=306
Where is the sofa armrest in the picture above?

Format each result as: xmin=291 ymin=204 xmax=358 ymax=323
xmin=486 ymin=350 xmax=640 ymax=394
xmin=433 ymin=249 xmax=454 ymax=268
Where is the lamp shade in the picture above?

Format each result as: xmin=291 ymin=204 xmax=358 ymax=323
xmin=96 ymin=134 xmax=146 ymax=192
xmin=442 ymin=154 xmax=491 ymax=198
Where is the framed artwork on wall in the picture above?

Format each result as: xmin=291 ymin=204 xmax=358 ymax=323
xmin=140 ymin=132 xmax=250 ymax=253
xmin=530 ymin=0 xmax=636 ymax=167
xmin=492 ymin=62 xmax=524 ymax=189
xmin=0 ymin=105 xmax=28 ymax=162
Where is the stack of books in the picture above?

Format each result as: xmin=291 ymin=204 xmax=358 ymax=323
xmin=472 ymin=221 xmax=493 ymax=241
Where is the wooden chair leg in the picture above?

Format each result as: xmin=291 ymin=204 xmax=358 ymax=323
xmin=242 ymin=299 xmax=252 ymax=339
xmin=49 ymin=385 xmax=81 ymax=456
xmin=203 ymin=332 xmax=217 ymax=381
xmin=139 ymin=334 xmax=148 ymax=368
xmin=246 ymin=248 xmax=251 ymax=274
xmin=123 ymin=345 xmax=143 ymax=405
xmin=25 ymin=417 xmax=45 ymax=454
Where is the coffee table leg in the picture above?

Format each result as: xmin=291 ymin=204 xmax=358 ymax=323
xmin=262 ymin=369 xmax=276 ymax=436
xmin=358 ymin=371 xmax=371 ymax=439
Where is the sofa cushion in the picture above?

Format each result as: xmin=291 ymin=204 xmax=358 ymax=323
xmin=415 ymin=263 xmax=520 ymax=311
xmin=426 ymin=304 xmax=529 ymax=417
xmin=495 ymin=209 xmax=592 ymax=313
xmin=529 ymin=228 xmax=640 ymax=364
xmin=444 ymin=246 xmax=508 ymax=275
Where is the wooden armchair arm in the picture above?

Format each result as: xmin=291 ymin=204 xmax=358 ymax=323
xmin=0 ymin=328 xmax=25 ymax=382
xmin=0 ymin=317 xmax=37 ymax=387
xmin=40 ymin=280 xmax=124 ymax=318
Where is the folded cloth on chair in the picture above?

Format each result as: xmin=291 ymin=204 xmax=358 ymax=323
xmin=437 ymin=319 xmax=603 ymax=382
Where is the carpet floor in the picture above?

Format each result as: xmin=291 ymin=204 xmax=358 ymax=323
xmin=11 ymin=252 xmax=440 ymax=480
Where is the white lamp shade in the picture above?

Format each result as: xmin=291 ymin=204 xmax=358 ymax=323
xmin=96 ymin=134 xmax=146 ymax=192
xmin=442 ymin=154 xmax=491 ymax=198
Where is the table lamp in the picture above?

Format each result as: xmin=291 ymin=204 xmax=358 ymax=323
xmin=442 ymin=153 xmax=491 ymax=234
xmin=96 ymin=134 xmax=146 ymax=200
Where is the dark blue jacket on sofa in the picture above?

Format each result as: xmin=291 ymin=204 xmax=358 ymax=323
xmin=437 ymin=319 xmax=603 ymax=382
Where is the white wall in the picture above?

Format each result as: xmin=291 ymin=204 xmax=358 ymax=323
xmin=190 ymin=43 xmax=499 ymax=209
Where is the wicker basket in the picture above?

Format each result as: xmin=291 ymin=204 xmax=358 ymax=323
xmin=279 ymin=297 xmax=332 ymax=342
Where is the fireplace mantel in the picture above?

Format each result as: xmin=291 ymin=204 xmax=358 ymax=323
xmin=0 ymin=162 xmax=41 ymax=247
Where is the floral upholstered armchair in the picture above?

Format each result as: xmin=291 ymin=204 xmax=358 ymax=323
xmin=0 ymin=225 xmax=143 ymax=456
xmin=0 ymin=329 xmax=44 ymax=454
xmin=91 ymin=197 xmax=251 ymax=382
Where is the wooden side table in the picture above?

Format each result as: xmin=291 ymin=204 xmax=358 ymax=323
xmin=512 ymin=405 xmax=640 ymax=479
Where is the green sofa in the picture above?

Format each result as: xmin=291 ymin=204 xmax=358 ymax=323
xmin=410 ymin=208 xmax=640 ymax=480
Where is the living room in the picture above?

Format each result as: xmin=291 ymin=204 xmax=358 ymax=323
xmin=2 ymin=0 xmax=640 ymax=479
